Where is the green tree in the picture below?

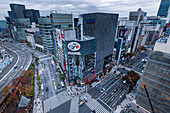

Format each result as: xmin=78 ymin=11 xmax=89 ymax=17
xmin=35 ymin=57 xmax=39 ymax=64
xmin=37 ymin=81 xmax=41 ymax=86
xmin=59 ymin=74 xmax=65 ymax=81
xmin=36 ymin=75 xmax=40 ymax=81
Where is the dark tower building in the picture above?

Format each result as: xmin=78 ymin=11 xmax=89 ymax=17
xmin=83 ymin=13 xmax=118 ymax=74
xmin=10 ymin=3 xmax=25 ymax=19
xmin=23 ymin=9 xmax=40 ymax=24
xmin=157 ymin=0 xmax=170 ymax=17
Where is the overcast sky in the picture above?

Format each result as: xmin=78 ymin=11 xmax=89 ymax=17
xmin=0 ymin=0 xmax=161 ymax=19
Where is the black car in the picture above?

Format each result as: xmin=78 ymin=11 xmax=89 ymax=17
xmin=46 ymin=87 xmax=48 ymax=91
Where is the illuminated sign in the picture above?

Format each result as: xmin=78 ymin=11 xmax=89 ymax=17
xmin=67 ymin=42 xmax=80 ymax=51
xmin=68 ymin=52 xmax=81 ymax=55
xmin=86 ymin=19 xmax=95 ymax=24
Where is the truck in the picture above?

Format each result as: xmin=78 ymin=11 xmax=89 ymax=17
xmin=41 ymin=84 xmax=44 ymax=90
xmin=61 ymin=81 xmax=65 ymax=88
xmin=78 ymin=100 xmax=85 ymax=107
xmin=78 ymin=96 xmax=88 ymax=107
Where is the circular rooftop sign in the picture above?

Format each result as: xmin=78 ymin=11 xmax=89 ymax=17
xmin=67 ymin=42 xmax=80 ymax=51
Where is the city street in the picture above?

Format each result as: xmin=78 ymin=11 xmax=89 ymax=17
xmin=0 ymin=42 xmax=32 ymax=91
xmin=38 ymin=56 xmax=63 ymax=100
xmin=87 ymin=73 xmax=129 ymax=112
xmin=0 ymin=46 xmax=17 ymax=80
xmin=125 ymin=50 xmax=150 ymax=73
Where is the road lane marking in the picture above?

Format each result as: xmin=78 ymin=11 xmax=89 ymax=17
xmin=102 ymin=82 xmax=121 ymax=101
xmin=0 ymin=46 xmax=19 ymax=83
xmin=0 ymin=45 xmax=26 ymax=91
xmin=109 ymin=86 xmax=127 ymax=107
xmin=105 ymin=84 xmax=125 ymax=104
xmin=95 ymin=92 xmax=101 ymax=98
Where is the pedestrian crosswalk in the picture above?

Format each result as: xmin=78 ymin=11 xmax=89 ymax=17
xmin=81 ymin=93 xmax=109 ymax=113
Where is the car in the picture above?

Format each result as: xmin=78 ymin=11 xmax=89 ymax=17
xmin=141 ymin=70 xmax=144 ymax=73
xmin=100 ymin=88 xmax=105 ymax=92
xmin=123 ymin=80 xmax=126 ymax=84
xmin=58 ymin=84 xmax=61 ymax=89
xmin=91 ymin=110 xmax=96 ymax=113
xmin=114 ymin=89 xmax=117 ymax=92
xmin=46 ymin=87 xmax=48 ymax=91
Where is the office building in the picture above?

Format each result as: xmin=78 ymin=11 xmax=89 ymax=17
xmin=50 ymin=13 xmax=74 ymax=30
xmin=14 ymin=18 xmax=31 ymax=41
xmin=10 ymin=3 xmax=25 ymax=19
xmin=38 ymin=17 xmax=54 ymax=53
xmin=65 ymin=36 xmax=96 ymax=84
xmin=129 ymin=8 xmax=147 ymax=52
xmin=23 ymin=9 xmax=40 ymax=24
xmin=157 ymin=0 xmax=170 ymax=18
xmin=7 ymin=11 xmax=14 ymax=23
xmin=136 ymin=36 xmax=170 ymax=113
xmin=0 ymin=20 xmax=8 ymax=34
xmin=83 ymin=13 xmax=118 ymax=74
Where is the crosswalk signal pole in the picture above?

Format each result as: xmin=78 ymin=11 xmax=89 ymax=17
xmin=142 ymin=83 xmax=155 ymax=113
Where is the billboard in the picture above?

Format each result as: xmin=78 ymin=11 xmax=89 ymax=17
xmin=119 ymin=28 xmax=128 ymax=38
xmin=86 ymin=19 xmax=95 ymax=24
xmin=56 ymin=28 xmax=62 ymax=48
xmin=67 ymin=42 xmax=81 ymax=51
xmin=115 ymin=38 xmax=123 ymax=60
xmin=66 ymin=38 xmax=96 ymax=55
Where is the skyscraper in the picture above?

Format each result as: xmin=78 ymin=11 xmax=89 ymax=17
xmin=50 ymin=13 xmax=74 ymax=30
xmin=136 ymin=37 xmax=170 ymax=113
xmin=157 ymin=0 xmax=170 ymax=17
xmin=10 ymin=3 xmax=25 ymax=19
xmin=23 ymin=9 xmax=40 ymax=24
xmin=38 ymin=17 xmax=54 ymax=53
xmin=83 ymin=13 xmax=118 ymax=74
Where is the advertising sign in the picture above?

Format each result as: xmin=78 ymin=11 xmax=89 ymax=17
xmin=67 ymin=42 xmax=81 ymax=51
xmin=119 ymin=28 xmax=127 ymax=38
xmin=86 ymin=19 xmax=95 ymax=24
xmin=56 ymin=28 xmax=62 ymax=48
xmin=115 ymin=38 xmax=123 ymax=60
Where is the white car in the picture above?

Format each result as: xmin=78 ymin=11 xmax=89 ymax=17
xmin=100 ymin=88 xmax=105 ymax=93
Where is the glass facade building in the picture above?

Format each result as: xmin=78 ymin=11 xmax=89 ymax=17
xmin=38 ymin=17 xmax=54 ymax=53
xmin=83 ymin=13 xmax=118 ymax=74
xmin=23 ymin=9 xmax=40 ymax=24
xmin=50 ymin=13 xmax=73 ymax=30
xmin=157 ymin=0 xmax=170 ymax=17
xmin=14 ymin=18 xmax=31 ymax=41
xmin=10 ymin=3 xmax=25 ymax=19
xmin=136 ymin=51 xmax=170 ymax=113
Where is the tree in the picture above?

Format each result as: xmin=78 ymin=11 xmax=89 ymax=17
xmin=59 ymin=74 xmax=65 ymax=81
xmin=108 ymin=67 xmax=112 ymax=73
xmin=104 ymin=69 xmax=107 ymax=75
xmin=37 ymin=81 xmax=41 ymax=86
xmin=99 ymin=72 xmax=103 ymax=79
xmin=35 ymin=57 xmax=39 ymax=64
xmin=36 ymin=76 xmax=40 ymax=81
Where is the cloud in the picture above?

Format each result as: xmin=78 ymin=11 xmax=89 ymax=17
xmin=0 ymin=0 xmax=161 ymax=19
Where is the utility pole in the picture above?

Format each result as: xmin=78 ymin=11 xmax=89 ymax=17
xmin=142 ymin=83 xmax=155 ymax=113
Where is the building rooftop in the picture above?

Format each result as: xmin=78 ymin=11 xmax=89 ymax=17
xmin=154 ymin=36 xmax=170 ymax=54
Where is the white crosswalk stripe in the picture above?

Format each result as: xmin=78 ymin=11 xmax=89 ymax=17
xmin=81 ymin=93 xmax=109 ymax=113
